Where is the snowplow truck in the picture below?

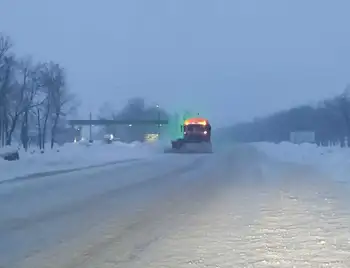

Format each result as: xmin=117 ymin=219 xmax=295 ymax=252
xmin=166 ymin=117 xmax=213 ymax=153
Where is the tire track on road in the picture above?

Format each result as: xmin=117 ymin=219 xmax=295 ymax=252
xmin=15 ymin=154 xmax=222 ymax=268
xmin=0 ymin=155 xmax=207 ymax=232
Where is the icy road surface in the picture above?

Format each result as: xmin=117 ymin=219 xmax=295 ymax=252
xmin=1 ymin=145 xmax=350 ymax=268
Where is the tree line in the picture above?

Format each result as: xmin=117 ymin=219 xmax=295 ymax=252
xmin=97 ymin=97 xmax=168 ymax=142
xmin=0 ymin=33 xmax=77 ymax=151
xmin=227 ymin=87 xmax=350 ymax=146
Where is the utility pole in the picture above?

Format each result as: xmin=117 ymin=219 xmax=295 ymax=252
xmin=156 ymin=104 xmax=160 ymax=135
xmin=89 ymin=112 xmax=93 ymax=143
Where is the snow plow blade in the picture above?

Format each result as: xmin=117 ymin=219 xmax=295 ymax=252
xmin=164 ymin=142 xmax=213 ymax=154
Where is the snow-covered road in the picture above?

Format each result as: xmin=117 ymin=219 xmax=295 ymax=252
xmin=2 ymin=144 xmax=350 ymax=267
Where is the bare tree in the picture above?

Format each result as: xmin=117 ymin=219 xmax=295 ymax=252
xmin=0 ymin=34 xmax=76 ymax=151
xmin=6 ymin=59 xmax=34 ymax=145
xmin=40 ymin=62 xmax=76 ymax=149
xmin=34 ymin=63 xmax=55 ymax=150
xmin=34 ymin=104 xmax=44 ymax=150
xmin=20 ymin=62 xmax=44 ymax=150
xmin=0 ymin=34 xmax=14 ymax=146
xmin=98 ymin=102 xmax=118 ymax=119
xmin=0 ymin=34 xmax=12 ymax=60
xmin=332 ymin=85 xmax=350 ymax=146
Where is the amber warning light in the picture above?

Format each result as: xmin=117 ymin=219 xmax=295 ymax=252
xmin=184 ymin=119 xmax=207 ymax=126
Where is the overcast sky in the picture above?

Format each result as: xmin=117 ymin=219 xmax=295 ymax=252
xmin=1 ymin=0 xmax=350 ymax=126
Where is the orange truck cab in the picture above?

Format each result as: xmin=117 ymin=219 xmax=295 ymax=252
xmin=170 ymin=117 xmax=213 ymax=152
xmin=183 ymin=117 xmax=211 ymax=142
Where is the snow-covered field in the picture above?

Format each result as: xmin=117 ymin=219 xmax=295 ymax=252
xmin=11 ymin=143 xmax=350 ymax=268
xmin=254 ymin=141 xmax=350 ymax=183
xmin=0 ymin=140 xmax=164 ymax=183
xmin=3 ymin=142 xmax=350 ymax=267
xmin=2 ymin=140 xmax=349 ymax=184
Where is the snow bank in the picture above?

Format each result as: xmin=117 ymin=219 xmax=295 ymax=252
xmin=254 ymin=141 xmax=350 ymax=183
xmin=0 ymin=141 xmax=162 ymax=182
xmin=0 ymin=145 xmax=19 ymax=155
xmin=253 ymin=142 xmax=325 ymax=164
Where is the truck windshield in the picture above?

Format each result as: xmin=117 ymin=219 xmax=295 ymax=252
xmin=185 ymin=124 xmax=207 ymax=132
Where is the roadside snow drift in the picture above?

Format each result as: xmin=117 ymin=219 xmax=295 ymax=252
xmin=254 ymin=141 xmax=350 ymax=183
xmin=0 ymin=141 xmax=162 ymax=183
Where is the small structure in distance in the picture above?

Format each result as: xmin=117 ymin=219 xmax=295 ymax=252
xmin=290 ymin=131 xmax=315 ymax=144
